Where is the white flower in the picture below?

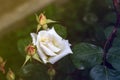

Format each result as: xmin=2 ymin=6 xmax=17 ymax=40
xmin=30 ymin=27 xmax=73 ymax=64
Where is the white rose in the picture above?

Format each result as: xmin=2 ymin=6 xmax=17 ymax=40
xmin=30 ymin=27 xmax=73 ymax=64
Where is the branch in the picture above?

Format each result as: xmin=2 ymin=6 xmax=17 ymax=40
xmin=103 ymin=0 xmax=120 ymax=65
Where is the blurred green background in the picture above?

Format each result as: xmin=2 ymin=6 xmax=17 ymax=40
xmin=0 ymin=0 xmax=115 ymax=80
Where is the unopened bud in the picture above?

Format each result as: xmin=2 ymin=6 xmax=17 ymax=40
xmin=6 ymin=68 xmax=15 ymax=80
xmin=0 ymin=56 xmax=6 ymax=74
xmin=39 ymin=13 xmax=47 ymax=25
xmin=0 ymin=56 xmax=3 ymax=63
xmin=47 ymin=67 xmax=56 ymax=78
xmin=25 ymin=44 xmax=36 ymax=56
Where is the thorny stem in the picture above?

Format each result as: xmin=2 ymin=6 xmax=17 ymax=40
xmin=103 ymin=0 xmax=120 ymax=65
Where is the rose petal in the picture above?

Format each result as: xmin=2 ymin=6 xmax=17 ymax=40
xmin=47 ymin=42 xmax=61 ymax=52
xmin=40 ymin=43 xmax=57 ymax=56
xmin=48 ymin=27 xmax=64 ymax=49
xmin=38 ymin=31 xmax=52 ymax=43
xmin=49 ymin=40 xmax=73 ymax=64
xmin=48 ymin=52 xmax=70 ymax=64
xmin=48 ymin=27 xmax=62 ymax=40
xmin=30 ymin=33 xmax=37 ymax=45
xmin=36 ymin=42 xmax=48 ymax=63
xmin=53 ymin=37 xmax=63 ymax=49
xmin=38 ymin=31 xmax=49 ymax=38
xmin=62 ymin=40 xmax=73 ymax=53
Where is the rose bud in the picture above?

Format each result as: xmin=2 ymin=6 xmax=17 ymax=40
xmin=39 ymin=13 xmax=47 ymax=26
xmin=47 ymin=67 xmax=56 ymax=80
xmin=25 ymin=44 xmax=36 ymax=56
xmin=0 ymin=56 xmax=6 ymax=74
xmin=6 ymin=68 xmax=15 ymax=80
xmin=0 ymin=56 xmax=3 ymax=63
xmin=47 ymin=67 xmax=56 ymax=77
xmin=36 ymin=13 xmax=56 ymax=31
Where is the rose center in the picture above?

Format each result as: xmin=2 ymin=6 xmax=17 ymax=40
xmin=40 ymin=37 xmax=50 ymax=43
xmin=39 ymin=36 xmax=61 ymax=56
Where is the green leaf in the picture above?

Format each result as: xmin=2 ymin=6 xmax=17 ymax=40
xmin=35 ymin=14 xmax=39 ymax=23
xmin=22 ymin=55 xmax=31 ymax=67
xmin=54 ymin=56 xmax=75 ymax=80
xmin=19 ymin=63 xmax=49 ymax=80
xmin=90 ymin=65 xmax=120 ymax=80
xmin=17 ymin=38 xmax=31 ymax=56
xmin=22 ymin=53 xmax=41 ymax=67
xmin=116 ymin=28 xmax=120 ymax=38
xmin=94 ymin=26 xmax=106 ymax=45
xmin=104 ymin=26 xmax=114 ymax=38
xmin=107 ymin=28 xmax=120 ymax=71
xmin=104 ymin=12 xmax=116 ymax=24
xmin=71 ymin=43 xmax=103 ymax=69
xmin=56 ymin=56 xmax=75 ymax=74
xmin=54 ymin=24 xmax=67 ymax=39
xmin=32 ymin=53 xmax=41 ymax=62
xmin=46 ymin=19 xmax=56 ymax=24
xmin=37 ymin=24 xmax=41 ymax=32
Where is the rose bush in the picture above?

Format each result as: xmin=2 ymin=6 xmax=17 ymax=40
xmin=30 ymin=27 xmax=72 ymax=64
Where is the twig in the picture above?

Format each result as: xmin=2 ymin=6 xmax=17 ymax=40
xmin=103 ymin=0 xmax=120 ymax=65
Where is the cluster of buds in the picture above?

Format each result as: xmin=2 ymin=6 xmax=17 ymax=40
xmin=22 ymin=13 xmax=73 ymax=80
xmin=23 ymin=13 xmax=57 ymax=66
xmin=0 ymin=56 xmax=15 ymax=80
